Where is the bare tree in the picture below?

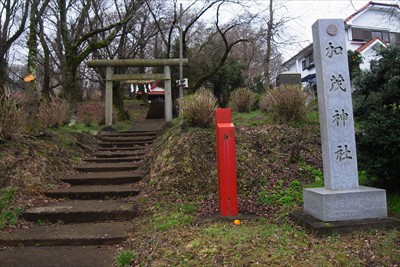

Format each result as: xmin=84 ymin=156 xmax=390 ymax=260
xmin=145 ymin=0 xmax=225 ymax=59
xmin=0 ymin=0 xmax=30 ymax=94
xmin=191 ymin=3 xmax=250 ymax=91
xmin=27 ymin=0 xmax=50 ymax=93
xmin=89 ymin=1 xmax=158 ymax=119
xmin=263 ymin=0 xmax=274 ymax=90
xmin=47 ymin=0 xmax=144 ymax=108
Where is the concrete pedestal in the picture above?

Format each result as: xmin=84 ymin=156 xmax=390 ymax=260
xmin=303 ymin=186 xmax=387 ymax=222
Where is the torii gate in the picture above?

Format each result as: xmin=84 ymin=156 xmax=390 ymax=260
xmin=87 ymin=59 xmax=189 ymax=125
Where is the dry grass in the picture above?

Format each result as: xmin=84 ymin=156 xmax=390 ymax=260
xmin=76 ymin=101 xmax=106 ymax=126
xmin=0 ymin=131 xmax=97 ymax=189
xmin=260 ymin=85 xmax=310 ymax=122
xmin=178 ymin=89 xmax=218 ymax=128
xmin=228 ymin=87 xmax=255 ymax=113
xmin=38 ymin=95 xmax=70 ymax=128
xmin=0 ymin=87 xmax=25 ymax=140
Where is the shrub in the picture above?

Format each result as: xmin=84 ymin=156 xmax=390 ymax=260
xmin=76 ymin=102 xmax=105 ymax=126
xmin=38 ymin=95 xmax=70 ymax=128
xmin=356 ymin=110 xmax=400 ymax=191
xmin=228 ymin=87 xmax=255 ymax=113
xmin=178 ymin=89 xmax=218 ymax=128
xmin=0 ymin=88 xmax=25 ymax=139
xmin=259 ymin=85 xmax=309 ymax=122
xmin=353 ymin=45 xmax=400 ymax=190
xmin=114 ymin=249 xmax=138 ymax=267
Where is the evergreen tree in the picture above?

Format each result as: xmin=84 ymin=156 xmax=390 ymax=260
xmin=353 ymin=45 xmax=400 ymax=191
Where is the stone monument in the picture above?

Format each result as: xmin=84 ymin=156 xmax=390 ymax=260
xmin=303 ymin=19 xmax=387 ymax=222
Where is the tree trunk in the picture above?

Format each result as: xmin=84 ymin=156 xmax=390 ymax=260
xmin=0 ymin=59 xmax=7 ymax=95
xmin=113 ymin=82 xmax=128 ymax=120
xmin=62 ymin=61 xmax=79 ymax=110
xmin=27 ymin=0 xmax=38 ymax=81
xmin=41 ymin=41 xmax=51 ymax=97
xmin=264 ymin=0 xmax=274 ymax=90
xmin=25 ymin=0 xmax=40 ymax=128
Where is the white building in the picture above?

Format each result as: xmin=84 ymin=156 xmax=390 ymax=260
xmin=282 ymin=1 xmax=400 ymax=86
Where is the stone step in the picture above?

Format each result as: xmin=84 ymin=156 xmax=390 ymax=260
xmin=23 ymin=200 xmax=136 ymax=223
xmin=0 ymin=222 xmax=128 ymax=246
xmin=92 ymin=150 xmax=146 ymax=158
xmin=101 ymin=131 xmax=157 ymax=137
xmin=44 ymin=185 xmax=140 ymax=199
xmin=98 ymin=141 xmax=153 ymax=148
xmin=0 ymin=246 xmax=117 ymax=267
xmin=61 ymin=171 xmax=143 ymax=185
xmin=83 ymin=156 xmax=143 ymax=163
xmin=96 ymin=146 xmax=149 ymax=151
xmin=0 ymin=246 xmax=115 ymax=267
xmin=99 ymin=136 xmax=156 ymax=142
xmin=74 ymin=162 xmax=139 ymax=172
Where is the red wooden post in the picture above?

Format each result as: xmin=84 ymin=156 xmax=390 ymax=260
xmin=215 ymin=108 xmax=238 ymax=216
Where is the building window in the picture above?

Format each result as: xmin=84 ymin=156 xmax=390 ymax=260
xmin=352 ymin=28 xmax=391 ymax=43
xmin=352 ymin=28 xmax=371 ymax=41
xmin=302 ymin=53 xmax=314 ymax=70
xmin=308 ymin=53 xmax=314 ymax=65
xmin=382 ymin=32 xmax=389 ymax=42
xmin=372 ymin=31 xmax=390 ymax=42
xmin=389 ymin=32 xmax=400 ymax=44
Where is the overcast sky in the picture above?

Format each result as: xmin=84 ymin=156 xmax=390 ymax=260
xmin=177 ymin=0 xmax=398 ymax=60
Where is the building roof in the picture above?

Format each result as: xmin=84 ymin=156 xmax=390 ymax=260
xmin=136 ymin=91 xmax=165 ymax=95
xmin=345 ymin=1 xmax=400 ymax=23
xmin=356 ymin=37 xmax=387 ymax=53
xmin=282 ymin=43 xmax=313 ymax=67
xmin=282 ymin=1 xmax=399 ymax=69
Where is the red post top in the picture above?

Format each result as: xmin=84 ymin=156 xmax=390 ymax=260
xmin=216 ymin=108 xmax=232 ymax=124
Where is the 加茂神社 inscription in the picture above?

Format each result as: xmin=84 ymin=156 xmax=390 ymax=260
xmin=302 ymin=19 xmax=387 ymax=222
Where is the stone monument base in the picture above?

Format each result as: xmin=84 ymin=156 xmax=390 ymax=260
xmin=303 ymin=186 xmax=387 ymax=222
xmin=289 ymin=210 xmax=399 ymax=236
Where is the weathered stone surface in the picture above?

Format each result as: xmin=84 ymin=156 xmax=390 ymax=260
xmin=44 ymin=185 xmax=139 ymax=199
xmin=301 ymin=19 xmax=388 ymax=222
xmin=0 ymin=246 xmax=116 ymax=267
xmin=99 ymin=141 xmax=153 ymax=148
xmin=96 ymin=147 xmax=148 ymax=151
xmin=83 ymin=156 xmax=143 ymax=163
xmin=99 ymin=136 xmax=156 ymax=142
xmin=74 ymin=162 xmax=139 ymax=172
xmin=61 ymin=171 xmax=143 ymax=185
xmin=312 ymin=19 xmax=358 ymax=190
xmin=0 ymin=222 xmax=129 ymax=246
xmin=23 ymin=200 xmax=137 ymax=223
xmin=92 ymin=150 xmax=146 ymax=158
xmin=101 ymin=131 xmax=157 ymax=137
xmin=303 ymin=186 xmax=387 ymax=221
xmin=290 ymin=210 xmax=400 ymax=236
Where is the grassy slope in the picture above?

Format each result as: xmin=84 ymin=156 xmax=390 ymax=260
xmin=0 ymin=130 xmax=99 ymax=229
xmin=124 ymin=110 xmax=400 ymax=266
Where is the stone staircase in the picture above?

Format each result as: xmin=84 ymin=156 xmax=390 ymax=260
xmin=0 ymin=128 xmax=158 ymax=267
